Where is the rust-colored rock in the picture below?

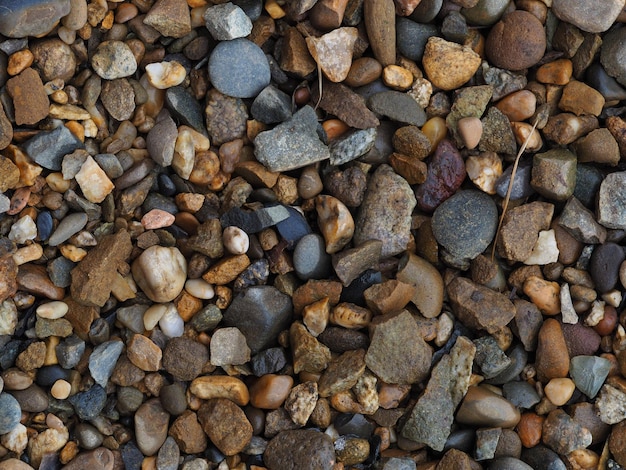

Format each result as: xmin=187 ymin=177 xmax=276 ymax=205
xmin=17 ymin=264 xmax=65 ymax=301
xmin=364 ymin=0 xmax=396 ymax=66
xmin=536 ymin=318 xmax=570 ymax=383
xmin=198 ymin=398 xmax=253 ymax=456
xmin=6 ymin=68 xmax=49 ymax=126
xmin=70 ymin=230 xmax=133 ymax=307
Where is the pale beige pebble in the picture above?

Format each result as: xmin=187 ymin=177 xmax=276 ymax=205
xmin=330 ymin=303 xmax=372 ymax=329
xmin=315 ymin=195 xmax=354 ymax=254
xmin=172 ymin=127 xmax=195 ymax=179
xmin=27 ymin=425 xmax=69 ymax=468
xmin=523 ymin=275 xmax=561 ymax=315
xmin=141 ymin=209 xmax=176 ymax=229
xmin=353 ymin=370 xmax=379 ymax=414
xmin=46 ymin=173 xmax=71 ymax=193
xmin=511 ymin=122 xmax=543 ymax=152
xmin=127 ymin=333 xmax=162 ymax=371
xmin=49 ymin=104 xmax=91 ymax=120
xmin=51 ymin=379 xmax=72 ymax=399
xmin=422 ymin=37 xmax=481 ymax=91
xmin=189 ymin=376 xmax=250 ymax=405
xmin=36 ymin=301 xmax=69 ymax=319
xmin=50 ymin=90 xmax=68 ymax=105
xmin=145 ymin=61 xmax=187 ymax=89
xmin=302 ymin=297 xmax=330 ymax=337
xmin=143 ymin=303 xmax=168 ymax=331
xmin=74 ymin=155 xmax=114 ymax=203
xmin=457 ymin=116 xmax=482 ymax=149
xmin=583 ymin=300 xmax=605 ymax=327
xmin=1 ymin=423 xmax=28 ymax=455
xmin=435 ymin=311 xmax=455 ymax=347
xmin=465 ymin=151 xmax=502 ymax=195
xmin=184 ymin=278 xmax=215 ymax=300
xmin=408 ymin=77 xmax=433 ymax=108
xmin=83 ymin=118 xmax=98 ymax=138
xmin=523 ymin=229 xmax=559 ymax=265
xmin=132 ymin=245 xmax=187 ymax=303
xmin=560 ymin=283 xmax=578 ymax=325
xmin=284 ymin=381 xmax=319 ymax=426
xmin=602 ymin=290 xmax=622 ymax=308
xmin=12 ymin=243 xmax=44 ymax=265
xmin=544 ymin=378 xmax=575 ymax=406
xmin=306 ymin=27 xmax=358 ymax=82
xmin=382 ymin=65 xmax=414 ymax=91
xmin=396 ymin=252 xmax=444 ymax=318
xmin=8 ymin=216 xmax=36 ymax=244
xmin=111 ymin=272 xmax=137 ymax=302
xmin=223 ymin=226 xmax=249 ymax=255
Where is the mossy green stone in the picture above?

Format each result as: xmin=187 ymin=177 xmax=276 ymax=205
xmin=531 ymin=149 xmax=577 ymax=201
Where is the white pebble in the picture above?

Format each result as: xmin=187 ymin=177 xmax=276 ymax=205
xmin=0 ymin=423 xmax=28 ymax=454
xmin=223 ymin=226 xmax=249 ymax=255
xmin=145 ymin=61 xmax=187 ymax=89
xmin=36 ymin=301 xmax=69 ymax=319
xmin=185 ymin=278 xmax=215 ymax=299
xmin=8 ymin=215 xmax=37 ymax=244
xmin=584 ymin=300 xmax=606 ymax=327
xmin=602 ymin=290 xmax=622 ymax=308
xmin=523 ymin=229 xmax=559 ymax=265
xmin=143 ymin=303 xmax=168 ymax=331
xmin=159 ymin=303 xmax=185 ymax=338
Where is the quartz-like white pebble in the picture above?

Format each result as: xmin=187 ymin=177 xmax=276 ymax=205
xmin=145 ymin=61 xmax=187 ymax=89
xmin=74 ymin=155 xmax=114 ymax=204
xmin=0 ymin=423 xmax=28 ymax=454
xmin=185 ymin=278 xmax=215 ymax=300
xmin=602 ymin=290 xmax=622 ymax=308
xmin=223 ymin=226 xmax=249 ymax=255
xmin=8 ymin=215 xmax=37 ymax=244
xmin=0 ymin=300 xmax=18 ymax=336
xmin=36 ymin=301 xmax=69 ymax=319
xmin=143 ymin=303 xmax=168 ymax=331
xmin=523 ymin=229 xmax=559 ymax=265
xmin=584 ymin=300 xmax=606 ymax=327
xmin=560 ymin=283 xmax=578 ymax=325
xmin=159 ymin=303 xmax=184 ymax=338
xmin=131 ymin=245 xmax=187 ymax=303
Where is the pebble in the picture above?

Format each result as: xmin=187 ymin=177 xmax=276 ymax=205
xmin=461 ymin=0 xmax=510 ymax=26
xmin=204 ymin=3 xmax=252 ymax=40
xmin=367 ymin=91 xmax=426 ymax=126
xmin=597 ymin=171 xmax=626 ymax=229
xmin=559 ymin=196 xmax=607 ymax=244
xmin=498 ymin=201 xmax=553 ymax=262
xmin=0 ymin=392 xmax=21 ymax=434
xmin=531 ymin=148 xmax=577 ymax=201
xmin=431 ymin=190 xmax=497 ymax=268
xmin=89 ymin=340 xmax=123 ymax=388
xmin=251 ymin=85 xmax=292 ymax=124
xmin=255 ymin=106 xmax=330 ymax=172
xmin=198 ymin=398 xmax=253 ymax=456
xmin=307 ymin=27 xmax=358 ymax=83
xmin=354 ymin=164 xmax=416 ymax=257
xmin=131 ymin=245 xmax=187 ymax=303
xmin=23 ymin=124 xmax=83 ymax=172
xmin=69 ymin=384 xmax=107 ymax=420
xmin=543 ymin=409 xmax=592 ymax=455
xmin=457 ymin=117 xmax=482 ymax=150
xmin=344 ymin=57 xmax=383 ymax=87
xmin=313 ymin=81 xmax=380 ymax=129
xmin=423 ymin=37 xmax=481 ymax=90
xmin=485 ymin=10 xmax=546 ymax=71
xmin=396 ymin=252 xmax=443 ymax=318
xmin=91 ymin=41 xmax=137 ymax=80
xmin=210 ymin=327 xmax=251 ymax=366
xmin=264 ymin=429 xmax=335 ymax=470
xmin=134 ymin=398 xmax=170 ymax=456
xmin=569 ymin=355 xmax=612 ymax=398
xmin=293 ymin=233 xmax=332 ymax=280
xmin=552 ymin=0 xmax=624 ymax=33
xmin=364 ymin=0 xmax=396 ymax=66
xmin=0 ymin=0 xmax=70 ymax=38
xmin=503 ymin=381 xmax=540 ymax=409
xmin=209 ymin=38 xmax=270 ymax=98
xmin=456 ymin=385 xmax=520 ymax=428
xmin=6 ymin=68 xmax=49 ymax=126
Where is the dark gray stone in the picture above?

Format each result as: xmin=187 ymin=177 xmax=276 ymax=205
xmin=47 ymin=256 xmax=75 ymax=288
xmin=208 ymin=38 xmax=270 ymax=98
xmin=56 ymin=335 xmax=85 ymax=369
xmin=94 ymin=154 xmax=124 ymax=179
xmin=367 ymin=91 xmax=427 ymax=126
xmin=502 ymin=381 xmax=540 ymax=409
xmin=293 ymin=234 xmax=332 ymax=281
xmin=559 ymin=196 xmax=607 ymax=244
xmin=473 ymin=336 xmax=511 ymax=379
xmin=223 ymin=286 xmax=293 ymax=354
xmin=586 ymin=63 xmax=626 ymax=101
xmin=9 ymin=384 xmax=48 ymax=412
xmin=251 ymin=347 xmax=288 ymax=376
xmin=573 ymin=164 xmax=604 ymax=209
xmin=156 ymin=436 xmax=180 ymax=470
xmin=159 ymin=383 xmax=187 ymax=416
xmin=396 ymin=18 xmax=439 ymax=62
xmin=488 ymin=457 xmax=533 ymax=470
xmin=521 ymin=445 xmax=567 ymax=470
xmin=190 ymin=304 xmax=223 ymax=332
xmin=589 ymin=243 xmax=625 ymax=292
xmin=48 ymin=212 xmax=88 ymax=247
xmin=275 ymin=205 xmax=312 ymax=248
xmin=0 ymin=0 xmax=71 ymax=38
xmin=334 ymin=413 xmax=375 ymax=438
xmin=220 ymin=205 xmax=290 ymax=234
xmin=410 ymin=0 xmax=443 ymax=22
xmin=165 ymin=86 xmax=207 ymax=135
xmin=23 ymin=125 xmax=84 ymax=171
xmin=251 ymin=85 xmax=292 ymax=124
xmin=69 ymin=384 xmax=107 ymax=420
xmin=486 ymin=344 xmax=528 ymax=385
xmin=147 ymin=112 xmax=177 ymax=167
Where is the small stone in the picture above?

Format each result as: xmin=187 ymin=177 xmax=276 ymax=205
xmin=396 ymin=252 xmax=443 ymax=318
xmin=354 ymin=164 xmax=416 ymax=257
xmin=6 ymin=68 xmax=49 ymax=126
xmin=495 ymin=90 xmax=537 ymax=122
xmin=74 ymin=155 xmax=115 ymax=204
xmin=89 ymin=340 xmax=123 ymax=388
xmin=265 ymin=429 xmax=335 ymax=469
xmin=329 ymin=128 xmax=377 ymax=166
xmin=497 ymin=201 xmax=554 ymax=262
xmin=293 ymin=234 xmax=332 ymax=281
xmin=190 ymin=376 xmax=249 ymax=405
xmin=279 ymin=27 xmax=316 ymax=77
xmin=559 ymin=80 xmax=605 ymax=116
xmin=456 ymin=385 xmax=521 ymax=428
xmin=27 ymin=424 xmax=69 ymax=468
xmin=210 ymin=327 xmax=251 ymax=366
xmin=91 ymin=41 xmax=137 ymax=79
xmin=544 ymin=378 xmax=576 ymax=406
xmin=306 ymin=27 xmax=358 ymax=83
xmin=331 ymin=240 xmax=382 ymax=286
xmin=145 ymin=61 xmax=186 ymax=89
xmin=448 ymin=277 xmax=516 ymax=334
xmin=312 ymin=81 xmax=379 ymax=129
xmin=290 ymin=321 xmax=331 ymax=373
xmin=251 ymin=85 xmax=292 ymax=124
xmin=0 ymin=392 xmax=21 ymax=434
xmin=552 ymin=0 xmax=625 ymax=34
xmin=422 ymin=37 xmax=481 ymax=90
xmin=531 ymin=149 xmax=577 ymax=201
xmin=598 ymin=171 xmax=626 ymax=229
xmin=209 ymin=38 xmax=270 ymax=98
xmin=457 ymin=117 xmax=482 ymax=150
xmin=485 ymin=10 xmax=546 ymax=71
xmin=542 ymin=409 xmax=592 ymax=455
xmin=198 ymin=398 xmax=253 ymax=456
xmin=344 ymin=57 xmax=383 ymax=87
xmin=474 ymin=336 xmax=511 ymax=379
xmin=250 ymin=374 xmax=293 ymax=409
xmin=132 ymin=245 xmax=187 ymax=303
xmin=569 ymin=356 xmax=612 ymax=399
xmin=163 ymin=336 xmax=208 ymax=381
xmin=0 ymin=0 xmax=70 ymax=38
xmin=202 ymin=254 xmax=250 ymax=285
xmin=23 ymin=124 xmax=84 ymax=171
xmin=254 ymin=106 xmax=330 ymax=172
xmin=8 ymin=215 xmax=37 ymax=245
xmin=144 ymin=0 xmax=191 ymax=38
xmin=479 ymin=106 xmax=517 ymax=155
xmin=169 ymin=411 xmax=208 ymax=454
xmin=542 ymin=113 xmax=599 ymax=146
xmin=559 ymin=196 xmax=607 ymax=244
xmin=382 ymin=65 xmax=414 ymax=90
xmin=364 ymin=0 xmax=396 ymax=66
xmin=127 ymin=334 xmax=162 ymax=371
xmin=204 ymin=3 xmax=252 ymax=40
xmin=135 ymin=398 xmax=170 ymax=456
xmin=367 ymin=91 xmax=427 ymax=126
xmin=69 ymin=384 xmax=107 ymax=420
xmin=315 ymin=195 xmax=354 ymax=254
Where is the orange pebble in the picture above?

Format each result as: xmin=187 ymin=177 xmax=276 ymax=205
xmin=322 ymin=119 xmax=350 ymax=140
xmin=517 ymin=412 xmax=544 ymax=448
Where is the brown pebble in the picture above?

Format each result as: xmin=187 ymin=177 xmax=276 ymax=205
xmin=249 ymin=374 xmax=294 ymax=409
xmin=517 ymin=412 xmax=544 ymax=448
xmin=6 ymin=68 xmax=50 ymax=126
xmin=197 ymin=398 xmax=253 ymax=456
xmin=17 ymin=264 xmax=65 ymax=300
xmin=202 ymin=254 xmax=250 ymax=285
xmin=535 ymin=318 xmax=570 ymax=382
xmin=495 ymin=90 xmax=537 ymax=122
xmin=344 ymin=57 xmax=383 ymax=87
xmin=364 ymin=0 xmax=396 ymax=67
xmin=558 ymin=80 xmax=605 ymax=116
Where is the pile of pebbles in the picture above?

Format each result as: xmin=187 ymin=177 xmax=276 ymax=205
xmin=1 ymin=0 xmax=626 ymax=468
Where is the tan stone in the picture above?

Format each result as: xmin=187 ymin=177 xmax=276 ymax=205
xmin=330 ymin=302 xmax=372 ymax=329
xmin=127 ymin=334 xmax=162 ymax=371
xmin=249 ymin=374 xmax=294 ymax=409
xmin=6 ymin=68 xmax=49 ymax=126
xmin=197 ymin=398 xmax=253 ymax=456
xmin=382 ymin=65 xmax=414 ymax=91
xmin=302 ymin=297 xmax=330 ymax=336
xmin=202 ymin=254 xmax=250 ymax=285
xmin=306 ymin=27 xmax=358 ymax=83
xmin=423 ymin=37 xmax=481 ymax=91
xmin=559 ymin=80 xmax=605 ymax=116
xmin=536 ymin=58 xmax=573 ymax=85
xmin=523 ymin=276 xmax=561 ymax=315
xmin=190 ymin=376 xmax=250 ymax=405
xmin=389 ymin=153 xmax=428 ymax=185
xmin=280 ymin=27 xmax=316 ymax=78
xmin=363 ymin=279 xmax=416 ymax=315
xmin=495 ymin=90 xmax=537 ymax=122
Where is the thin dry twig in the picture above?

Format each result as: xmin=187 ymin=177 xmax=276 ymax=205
xmin=491 ymin=115 xmax=541 ymax=261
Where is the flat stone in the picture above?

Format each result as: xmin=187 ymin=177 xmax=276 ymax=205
xmin=497 ymin=201 xmax=554 ymax=262
xmin=22 ymin=125 xmax=84 ymax=171
xmin=329 ymin=128 xmax=377 ymax=166
xmin=542 ymin=409 xmax=592 ymax=455
xmin=365 ymin=310 xmax=432 ymax=384
xmin=198 ymin=398 xmax=253 ymax=456
xmin=91 ymin=41 xmax=138 ymax=80
xmin=569 ymin=356 xmax=612 ymax=399
xmin=135 ymin=398 xmax=170 ymax=456
xmin=6 ymin=68 xmax=49 ymax=126
xmin=312 ymin=81 xmax=379 ymax=129
xmin=559 ymin=196 xmax=607 ymax=244
xmin=0 ymin=0 xmax=71 ymax=38
xmin=147 ymin=112 xmax=177 ymax=166
xmin=209 ymin=38 xmax=270 ymax=98
xmin=479 ymin=106 xmax=517 ymax=154
xmin=536 ymin=318 xmax=570 ymax=383
xmin=144 ymin=0 xmax=191 ymax=38
xmin=290 ymin=321 xmax=331 ymax=374
xmin=251 ymin=85 xmax=292 ymax=124
xmin=552 ymin=0 xmax=625 ymax=33
xmin=456 ymin=385 xmax=521 ymax=428
xmin=254 ymin=106 xmax=330 ymax=172
xmin=367 ymin=91 xmax=427 ymax=126
xmin=0 ymin=392 xmax=21 ymax=434
xmin=204 ymin=3 xmax=252 ymax=40
xmin=306 ymin=27 xmax=358 ymax=83
xmin=210 ymin=327 xmax=251 ymax=366
xmin=531 ymin=149 xmax=577 ymax=201
xmin=264 ymin=430 xmax=336 ymax=469
xmin=88 ymin=340 xmax=123 ymax=388
xmin=332 ymin=240 xmax=382 ymax=287
xmin=401 ymin=336 xmax=475 ymax=451
xmin=69 ymin=384 xmax=107 ymax=420
xmin=354 ymin=164 xmax=416 ymax=257
xmin=397 ymin=17 xmax=438 ymax=62
xmin=473 ymin=336 xmax=511 ymax=379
